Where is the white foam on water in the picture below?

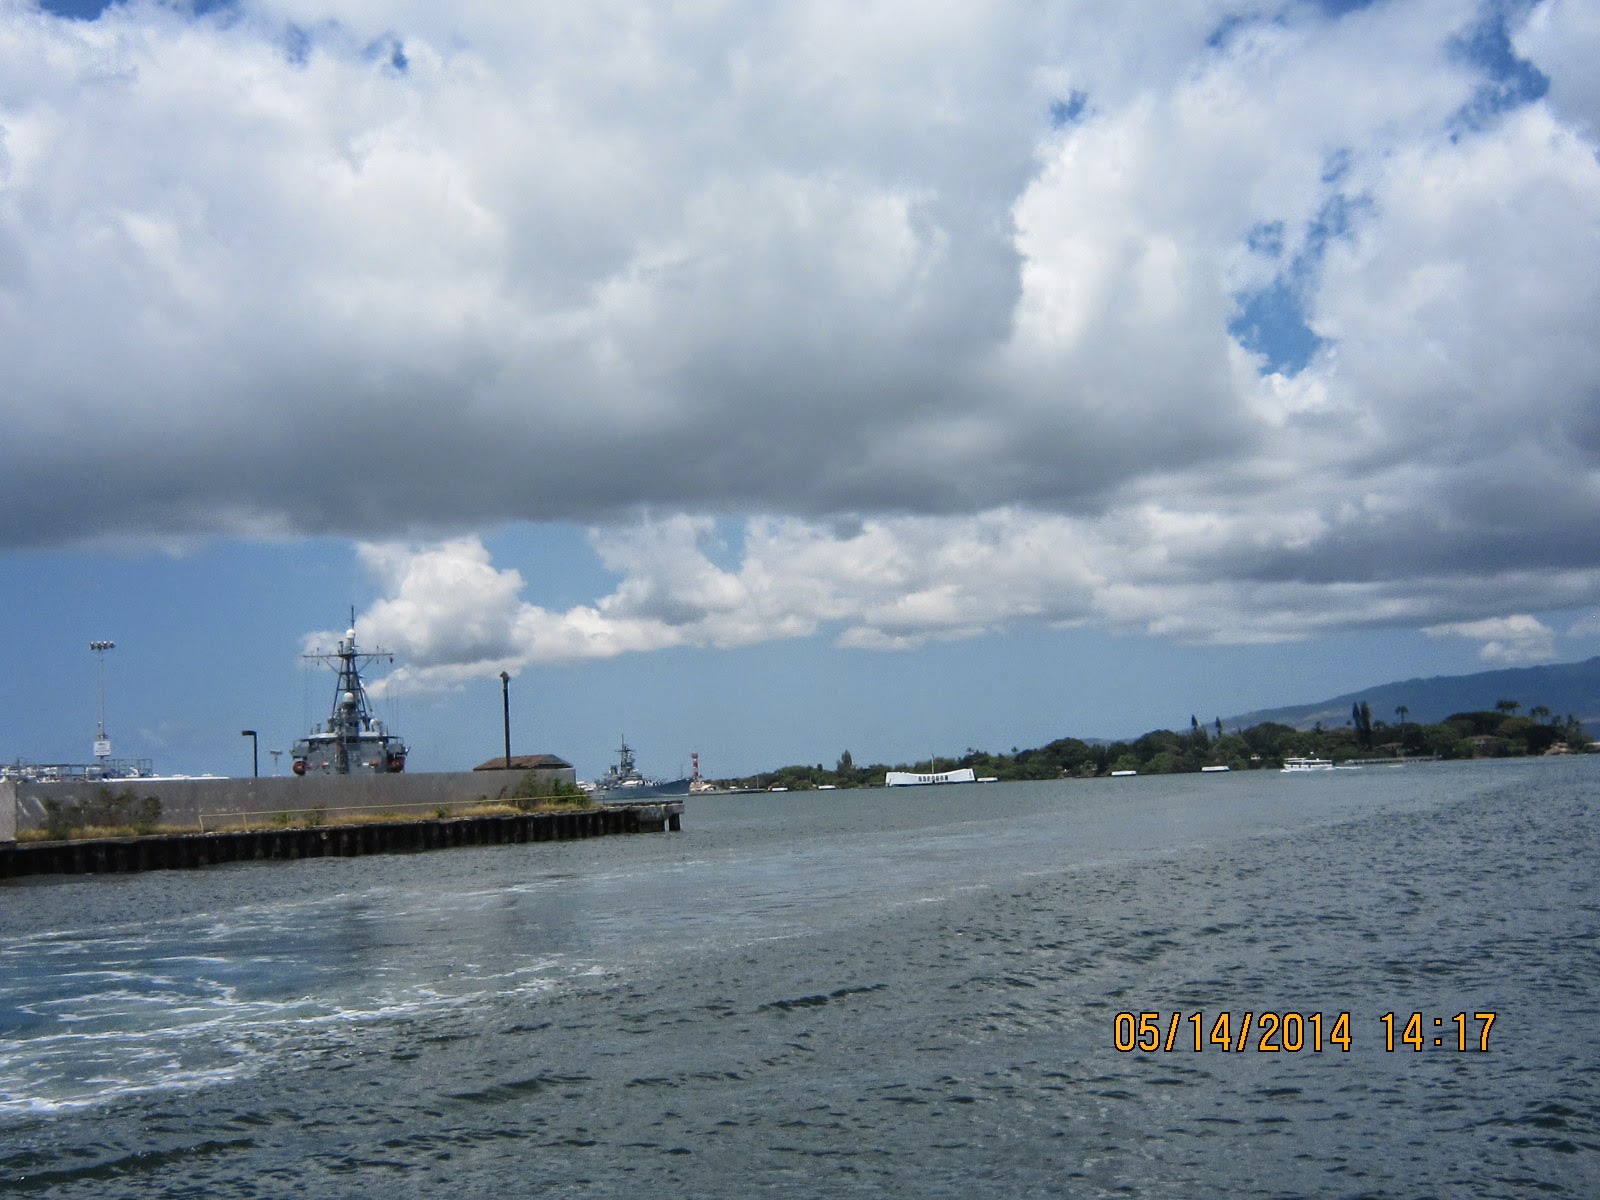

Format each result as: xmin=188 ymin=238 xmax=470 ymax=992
xmin=0 ymin=947 xmax=590 ymax=1122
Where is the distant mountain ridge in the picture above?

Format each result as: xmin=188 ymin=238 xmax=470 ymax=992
xmin=1222 ymin=656 xmax=1600 ymax=734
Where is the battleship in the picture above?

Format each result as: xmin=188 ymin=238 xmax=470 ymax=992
xmin=588 ymin=738 xmax=691 ymax=801
xmin=292 ymin=619 xmax=408 ymax=775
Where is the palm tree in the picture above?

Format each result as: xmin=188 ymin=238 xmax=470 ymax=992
xmin=1395 ymin=705 xmax=1409 ymax=725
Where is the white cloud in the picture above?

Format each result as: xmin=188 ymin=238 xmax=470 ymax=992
xmin=4 ymin=1 xmax=1600 ymax=676
xmin=352 ymin=514 xmax=1596 ymax=697
xmin=350 ymin=514 xmax=1104 ymax=694
xmin=1569 ymin=612 xmax=1600 ymax=640
xmin=357 ymin=537 xmax=527 ymax=667
xmin=1516 ymin=0 xmax=1600 ymax=142
xmin=1424 ymin=614 xmax=1558 ymax=665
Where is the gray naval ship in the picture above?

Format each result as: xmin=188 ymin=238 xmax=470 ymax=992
xmin=292 ymin=618 xmax=408 ymax=776
xmin=589 ymin=738 xmax=690 ymax=801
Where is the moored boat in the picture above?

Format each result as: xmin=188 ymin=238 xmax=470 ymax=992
xmin=1281 ymin=757 xmax=1334 ymax=772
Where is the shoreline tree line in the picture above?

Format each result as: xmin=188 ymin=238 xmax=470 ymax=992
xmin=721 ymin=700 xmax=1593 ymax=790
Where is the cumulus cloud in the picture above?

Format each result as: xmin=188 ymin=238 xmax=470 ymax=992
xmin=350 ymin=518 xmax=1595 ymax=696
xmin=1424 ymin=614 xmax=1559 ymax=665
xmin=351 ymin=515 xmax=1106 ymax=692
xmin=1516 ymin=0 xmax=1600 ymax=140
xmin=4 ymin=0 xmax=1600 ymax=680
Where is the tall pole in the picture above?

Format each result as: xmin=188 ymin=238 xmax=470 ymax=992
xmin=241 ymin=730 xmax=258 ymax=778
xmin=500 ymin=671 xmax=511 ymax=768
xmin=89 ymin=640 xmax=115 ymax=764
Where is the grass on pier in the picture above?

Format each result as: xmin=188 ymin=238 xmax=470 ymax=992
xmin=15 ymin=794 xmax=595 ymax=843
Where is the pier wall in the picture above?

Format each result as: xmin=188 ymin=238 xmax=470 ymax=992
xmin=0 ymin=802 xmax=682 ymax=879
xmin=6 ymin=767 xmax=576 ymax=835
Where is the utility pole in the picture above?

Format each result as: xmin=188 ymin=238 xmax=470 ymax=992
xmin=501 ymin=671 xmax=512 ymax=768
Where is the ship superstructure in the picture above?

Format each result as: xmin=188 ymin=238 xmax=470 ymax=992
xmin=292 ymin=619 xmax=408 ymax=776
xmin=590 ymin=737 xmax=690 ymax=801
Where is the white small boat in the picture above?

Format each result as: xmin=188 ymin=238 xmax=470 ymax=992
xmin=1281 ymin=757 xmax=1334 ymax=772
xmin=1201 ymin=765 xmax=1231 ymax=772
xmin=1110 ymin=769 xmax=1138 ymax=777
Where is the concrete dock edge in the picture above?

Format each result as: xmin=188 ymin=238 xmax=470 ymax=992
xmin=0 ymin=802 xmax=683 ymax=881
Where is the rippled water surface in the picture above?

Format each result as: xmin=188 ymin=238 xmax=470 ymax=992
xmin=3 ymin=759 xmax=1597 ymax=1197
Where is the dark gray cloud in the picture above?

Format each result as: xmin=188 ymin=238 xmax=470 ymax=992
xmin=2 ymin=0 xmax=1599 ymax=668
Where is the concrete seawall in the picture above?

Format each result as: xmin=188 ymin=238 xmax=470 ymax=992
xmin=0 ymin=802 xmax=683 ymax=880
xmin=3 ymin=767 xmax=577 ymax=836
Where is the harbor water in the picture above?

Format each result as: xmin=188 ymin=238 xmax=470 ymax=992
xmin=2 ymin=758 xmax=1596 ymax=1197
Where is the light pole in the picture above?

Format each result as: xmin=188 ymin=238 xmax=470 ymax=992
xmin=500 ymin=671 xmax=512 ymax=769
xmin=240 ymin=730 xmax=258 ymax=778
xmin=89 ymin=640 xmax=115 ymax=764
xmin=270 ymin=749 xmax=283 ymax=776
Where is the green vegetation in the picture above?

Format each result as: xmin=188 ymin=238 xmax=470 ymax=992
xmin=506 ymin=774 xmax=589 ymax=813
xmin=717 ymin=702 xmax=1593 ymax=789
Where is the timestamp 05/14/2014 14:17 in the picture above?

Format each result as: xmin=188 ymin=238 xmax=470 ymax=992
xmin=1112 ymin=1011 xmax=1497 ymax=1053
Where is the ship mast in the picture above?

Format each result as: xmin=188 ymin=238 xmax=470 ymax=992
xmin=304 ymin=611 xmax=394 ymax=774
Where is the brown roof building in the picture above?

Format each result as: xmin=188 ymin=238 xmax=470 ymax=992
xmin=472 ymin=754 xmax=573 ymax=772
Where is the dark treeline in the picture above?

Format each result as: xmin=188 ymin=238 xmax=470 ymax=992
xmin=721 ymin=700 xmax=1593 ymax=790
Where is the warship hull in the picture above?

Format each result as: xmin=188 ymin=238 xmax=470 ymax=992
xmin=591 ymin=776 xmax=692 ymax=802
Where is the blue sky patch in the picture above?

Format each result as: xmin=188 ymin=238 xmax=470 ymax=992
xmin=364 ymin=35 xmax=409 ymax=74
xmin=1230 ymin=276 xmax=1326 ymax=376
xmin=38 ymin=0 xmax=117 ymax=17
xmin=1314 ymin=0 xmax=1382 ymax=15
xmin=1320 ymin=147 xmax=1353 ymax=185
xmin=1448 ymin=0 xmax=1549 ymax=133
xmin=1307 ymin=190 xmax=1369 ymax=247
xmin=1049 ymin=91 xmax=1089 ymax=129
xmin=282 ymin=23 xmax=313 ymax=67
xmin=1245 ymin=220 xmax=1287 ymax=258
xmin=1206 ymin=14 xmax=1255 ymax=51
xmin=40 ymin=0 xmax=233 ymax=16
xmin=1208 ymin=2 xmax=1380 ymax=55
xmin=1230 ymin=189 xmax=1369 ymax=375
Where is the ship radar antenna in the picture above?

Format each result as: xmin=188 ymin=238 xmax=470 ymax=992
xmin=290 ymin=613 xmax=409 ymax=776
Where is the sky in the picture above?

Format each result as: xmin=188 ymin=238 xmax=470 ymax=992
xmin=2 ymin=0 xmax=1599 ymax=781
